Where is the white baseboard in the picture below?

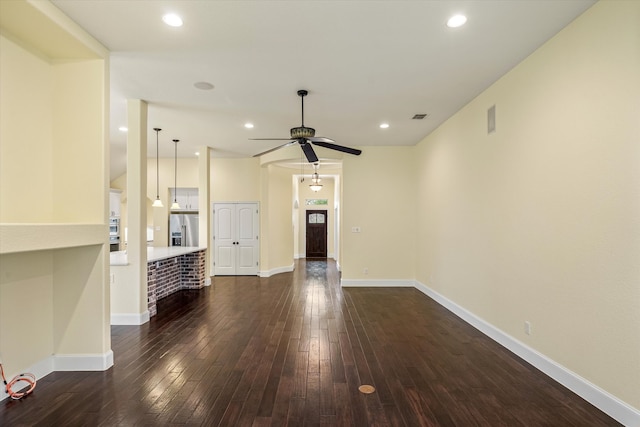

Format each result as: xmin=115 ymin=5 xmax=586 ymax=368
xmin=259 ymin=263 xmax=294 ymax=278
xmin=413 ymin=280 xmax=640 ymax=427
xmin=0 ymin=356 xmax=54 ymax=401
xmin=111 ymin=310 xmax=150 ymax=325
xmin=54 ymin=350 xmax=114 ymax=372
xmin=1 ymin=350 xmax=114 ymax=402
xmin=340 ymin=278 xmax=414 ymax=288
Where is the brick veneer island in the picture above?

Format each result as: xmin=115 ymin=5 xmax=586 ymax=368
xmin=110 ymin=247 xmax=207 ymax=324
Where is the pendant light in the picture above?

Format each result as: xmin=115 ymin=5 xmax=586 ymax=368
xmin=309 ymin=163 xmax=322 ymax=192
xmin=152 ymin=128 xmax=163 ymax=207
xmin=170 ymin=139 xmax=180 ymax=210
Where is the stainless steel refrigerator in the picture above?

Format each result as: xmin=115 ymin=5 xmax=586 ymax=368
xmin=169 ymin=213 xmax=199 ymax=247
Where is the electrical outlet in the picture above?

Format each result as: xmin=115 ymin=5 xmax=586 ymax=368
xmin=524 ymin=321 xmax=532 ymax=336
xmin=351 ymin=226 xmax=361 ymax=233
xmin=363 ymin=268 xmax=368 ymax=275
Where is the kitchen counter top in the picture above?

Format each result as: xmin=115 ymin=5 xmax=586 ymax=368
xmin=110 ymin=246 xmax=206 ymax=266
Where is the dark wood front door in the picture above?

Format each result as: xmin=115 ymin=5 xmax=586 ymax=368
xmin=306 ymin=210 xmax=327 ymax=258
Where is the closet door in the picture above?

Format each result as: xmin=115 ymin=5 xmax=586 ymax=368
xmin=213 ymin=203 xmax=259 ymax=275
xmin=235 ymin=203 xmax=259 ymax=275
xmin=213 ymin=203 xmax=236 ymax=275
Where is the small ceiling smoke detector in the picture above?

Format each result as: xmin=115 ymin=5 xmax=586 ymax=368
xmin=412 ymin=114 xmax=428 ymax=120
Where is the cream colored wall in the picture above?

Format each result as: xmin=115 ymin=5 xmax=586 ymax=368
xmin=342 ymin=146 xmax=417 ymax=280
xmin=52 ymin=60 xmax=106 ymax=222
xmin=53 ymin=246 xmax=106 ymax=354
xmin=0 ymin=0 xmax=110 ymax=388
xmin=211 ymin=157 xmax=261 ymax=202
xmin=415 ymin=0 xmax=639 ymax=410
xmin=260 ymin=164 xmax=294 ymax=272
xmin=0 ymin=36 xmax=53 ymax=222
xmin=0 ymin=37 xmax=106 ymax=223
xmin=0 ymin=251 xmax=54 ymax=372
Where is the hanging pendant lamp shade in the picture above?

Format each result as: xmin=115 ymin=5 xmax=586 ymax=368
xmin=152 ymin=128 xmax=164 ymax=207
xmin=309 ymin=173 xmax=323 ymax=192
xmin=170 ymin=139 xmax=180 ymax=210
xmin=309 ymin=164 xmax=322 ymax=192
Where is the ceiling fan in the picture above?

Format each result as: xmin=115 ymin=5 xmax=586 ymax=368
xmin=251 ymin=90 xmax=362 ymax=163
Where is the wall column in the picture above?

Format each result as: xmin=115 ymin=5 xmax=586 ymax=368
xmin=198 ymin=146 xmax=211 ymax=281
xmin=125 ymin=99 xmax=149 ymax=318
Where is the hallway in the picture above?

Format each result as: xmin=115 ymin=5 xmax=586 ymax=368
xmin=0 ymin=260 xmax=619 ymax=426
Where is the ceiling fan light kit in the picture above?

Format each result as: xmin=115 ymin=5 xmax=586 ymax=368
xmin=252 ymin=89 xmax=362 ymax=163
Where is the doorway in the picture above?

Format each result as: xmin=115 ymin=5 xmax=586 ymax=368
xmin=306 ymin=209 xmax=327 ymax=258
xmin=213 ymin=202 xmax=260 ymax=275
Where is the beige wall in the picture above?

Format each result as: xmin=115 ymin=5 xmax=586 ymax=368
xmin=0 ymin=251 xmax=54 ymax=371
xmin=415 ymin=0 xmax=639 ymax=410
xmin=211 ymin=157 xmax=261 ymax=202
xmin=260 ymin=164 xmax=294 ymax=272
xmin=0 ymin=36 xmax=54 ymax=222
xmin=342 ymin=146 xmax=417 ymax=281
xmin=0 ymin=0 xmax=111 ymax=390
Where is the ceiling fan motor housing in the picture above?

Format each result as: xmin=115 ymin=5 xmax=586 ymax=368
xmin=291 ymin=126 xmax=315 ymax=139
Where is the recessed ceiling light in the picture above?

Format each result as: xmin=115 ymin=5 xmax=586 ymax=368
xmin=195 ymin=152 xmax=200 ymax=156
xmin=447 ymin=14 xmax=467 ymax=28
xmin=194 ymin=81 xmax=214 ymax=90
xmin=379 ymin=123 xmax=390 ymax=129
xmin=118 ymin=126 xmax=128 ymax=132
xmin=162 ymin=13 xmax=183 ymax=27
xmin=244 ymin=123 xmax=254 ymax=129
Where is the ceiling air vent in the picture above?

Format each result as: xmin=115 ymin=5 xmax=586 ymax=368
xmin=412 ymin=114 xmax=428 ymax=120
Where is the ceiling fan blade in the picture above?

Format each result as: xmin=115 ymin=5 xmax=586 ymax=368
xmin=310 ymin=140 xmax=362 ymax=156
xmin=306 ymin=136 xmax=335 ymax=143
xmin=301 ymin=142 xmax=319 ymax=163
xmin=252 ymin=140 xmax=296 ymax=157
xmin=249 ymin=138 xmax=294 ymax=141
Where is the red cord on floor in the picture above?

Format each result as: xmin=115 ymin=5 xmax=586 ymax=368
xmin=0 ymin=363 xmax=36 ymax=400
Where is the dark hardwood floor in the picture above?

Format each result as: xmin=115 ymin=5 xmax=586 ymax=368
xmin=1 ymin=259 xmax=620 ymax=426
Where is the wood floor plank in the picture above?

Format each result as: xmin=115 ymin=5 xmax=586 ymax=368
xmin=0 ymin=259 xmax=622 ymax=426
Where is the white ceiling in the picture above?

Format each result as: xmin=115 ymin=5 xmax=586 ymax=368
xmin=50 ymin=0 xmax=596 ymax=179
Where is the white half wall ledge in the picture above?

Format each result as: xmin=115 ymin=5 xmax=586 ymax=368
xmin=412 ymin=279 xmax=640 ymax=427
xmin=111 ymin=311 xmax=150 ymax=326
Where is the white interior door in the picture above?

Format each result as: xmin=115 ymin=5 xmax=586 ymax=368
xmin=213 ymin=202 xmax=259 ymax=275
xmin=214 ymin=204 xmax=235 ymax=275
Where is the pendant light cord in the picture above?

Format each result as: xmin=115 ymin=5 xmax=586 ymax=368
xmin=153 ymin=128 xmax=161 ymax=200
xmin=173 ymin=139 xmax=179 ymax=203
